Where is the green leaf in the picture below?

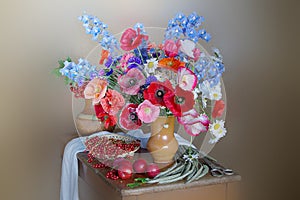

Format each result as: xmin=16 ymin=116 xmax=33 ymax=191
xmin=58 ymin=60 xmax=64 ymax=68
xmin=134 ymin=178 xmax=149 ymax=183
xmin=66 ymin=57 xmax=72 ymax=62
xmin=127 ymin=182 xmax=141 ymax=188
xmin=64 ymin=77 xmax=73 ymax=85
xmin=52 ymin=68 xmax=62 ymax=77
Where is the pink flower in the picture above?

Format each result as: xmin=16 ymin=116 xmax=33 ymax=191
xmin=193 ymin=48 xmax=201 ymax=61
xmin=119 ymin=103 xmax=142 ymax=130
xmin=177 ymin=67 xmax=197 ymax=91
xmin=178 ymin=109 xmax=210 ymax=136
xmin=100 ymin=89 xmax=125 ymax=115
xmin=183 ymin=118 xmax=208 ymax=136
xmin=136 ymin=100 xmax=160 ymax=123
xmin=177 ymin=109 xmax=198 ymax=125
xmin=162 ymin=39 xmax=181 ymax=57
xmin=120 ymin=28 xmax=149 ymax=51
xmin=118 ymin=53 xmax=134 ymax=69
xmin=118 ymin=68 xmax=146 ymax=95
xmin=84 ymin=78 xmax=108 ymax=105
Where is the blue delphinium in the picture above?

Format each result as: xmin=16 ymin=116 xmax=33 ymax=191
xmin=78 ymin=13 xmax=119 ymax=53
xmin=165 ymin=12 xmax=211 ymax=43
xmin=59 ymin=58 xmax=99 ymax=86
xmin=194 ymin=56 xmax=225 ymax=87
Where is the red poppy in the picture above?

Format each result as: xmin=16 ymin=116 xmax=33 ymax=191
xmin=164 ymin=86 xmax=195 ymax=117
xmin=212 ymin=100 xmax=225 ymax=118
xmin=143 ymin=80 xmax=174 ymax=107
xmin=158 ymin=57 xmax=185 ymax=72
xmin=94 ymin=103 xmax=106 ymax=121
xmin=119 ymin=103 xmax=142 ymax=130
xmin=120 ymin=28 xmax=149 ymax=51
xmin=98 ymin=112 xmax=117 ymax=129
xmin=94 ymin=104 xmax=117 ymax=128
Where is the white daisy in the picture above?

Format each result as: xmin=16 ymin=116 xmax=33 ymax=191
xmin=199 ymin=80 xmax=222 ymax=101
xmin=208 ymin=83 xmax=222 ymax=100
xmin=209 ymin=120 xmax=227 ymax=143
xmin=144 ymin=58 xmax=158 ymax=74
xmin=183 ymin=153 xmax=199 ymax=162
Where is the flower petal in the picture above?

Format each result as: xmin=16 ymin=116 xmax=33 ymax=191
xmin=84 ymin=78 xmax=108 ymax=105
xmin=119 ymin=103 xmax=142 ymax=130
xmin=180 ymin=40 xmax=196 ymax=58
xmin=177 ymin=109 xmax=199 ymax=124
xmin=118 ymin=68 xmax=145 ymax=95
xmin=184 ymin=120 xmax=207 ymax=136
xmin=100 ymin=89 xmax=125 ymax=115
xmin=212 ymin=100 xmax=225 ymax=118
xmin=136 ymin=100 xmax=160 ymax=123
xmin=177 ymin=67 xmax=197 ymax=91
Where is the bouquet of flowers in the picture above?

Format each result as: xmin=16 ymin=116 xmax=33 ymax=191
xmin=54 ymin=12 xmax=227 ymax=144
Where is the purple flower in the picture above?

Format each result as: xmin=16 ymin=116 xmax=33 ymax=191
xmin=105 ymin=56 xmax=113 ymax=67
xmin=145 ymin=75 xmax=158 ymax=85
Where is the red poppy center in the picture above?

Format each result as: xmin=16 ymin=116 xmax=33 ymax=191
xmin=156 ymin=89 xmax=164 ymax=98
xmin=175 ymin=96 xmax=185 ymax=105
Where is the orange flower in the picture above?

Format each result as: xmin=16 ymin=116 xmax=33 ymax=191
xmin=99 ymin=49 xmax=109 ymax=65
xmin=158 ymin=57 xmax=185 ymax=72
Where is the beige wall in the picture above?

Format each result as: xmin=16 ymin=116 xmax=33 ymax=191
xmin=0 ymin=0 xmax=299 ymax=199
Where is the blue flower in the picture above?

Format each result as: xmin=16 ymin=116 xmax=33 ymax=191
xmin=165 ymin=12 xmax=211 ymax=43
xmin=78 ymin=13 xmax=119 ymax=53
xmin=133 ymin=48 xmax=149 ymax=64
xmin=175 ymin=12 xmax=186 ymax=23
xmin=75 ymin=76 xmax=85 ymax=87
xmin=134 ymin=23 xmax=146 ymax=34
xmin=59 ymin=58 xmax=100 ymax=85
xmin=105 ymin=68 xmax=114 ymax=76
xmin=89 ymin=70 xmax=98 ymax=80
